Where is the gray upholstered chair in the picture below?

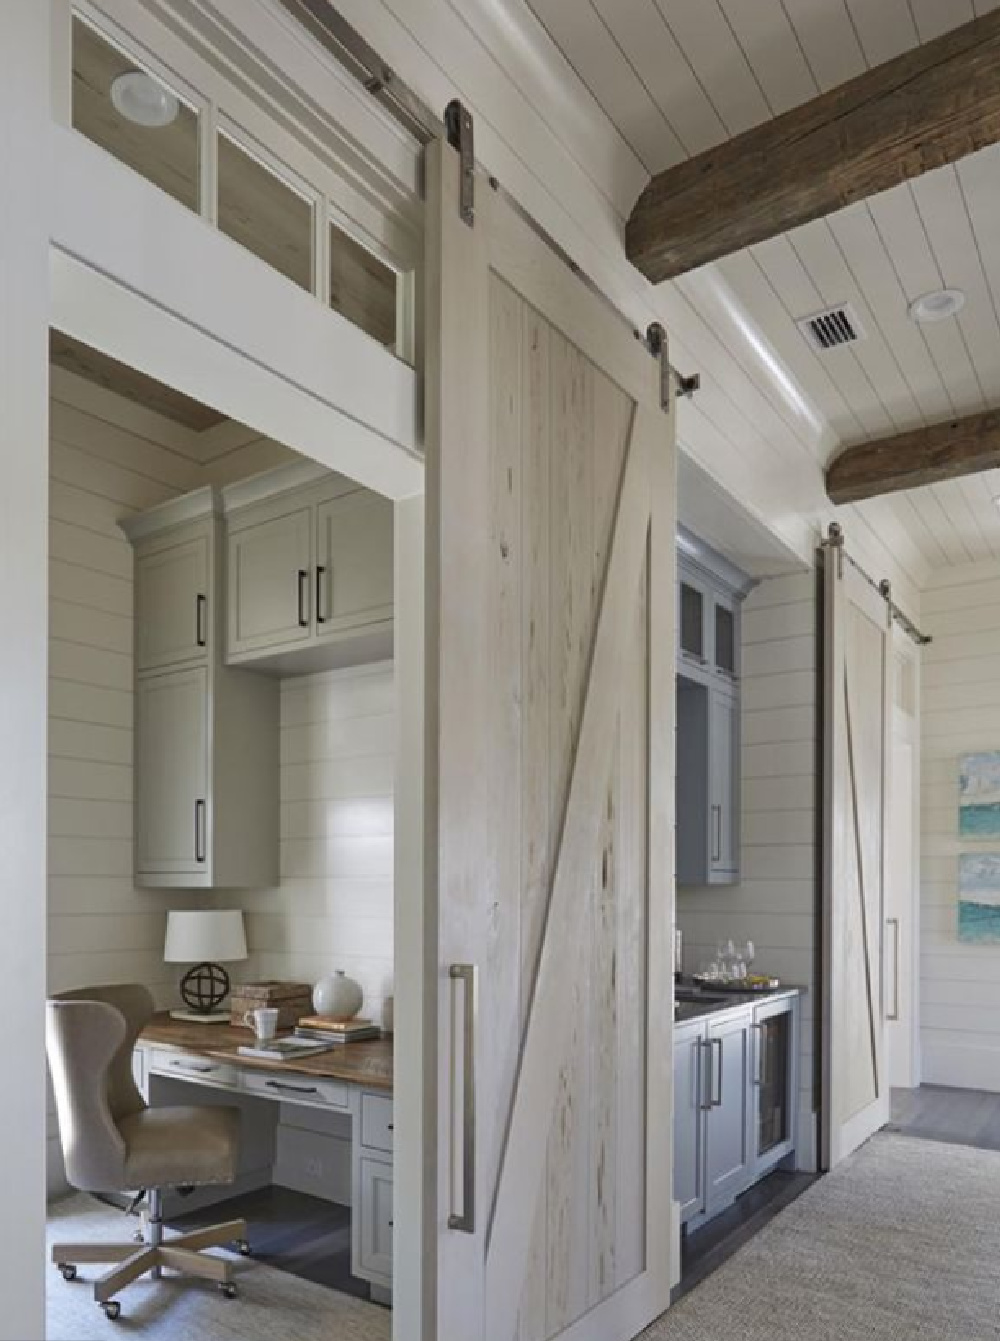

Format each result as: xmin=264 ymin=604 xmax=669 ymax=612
xmin=47 ymin=984 xmax=249 ymax=1321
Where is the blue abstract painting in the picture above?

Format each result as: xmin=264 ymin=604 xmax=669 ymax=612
xmin=959 ymin=753 xmax=1000 ymax=838
xmin=959 ymin=854 xmax=1000 ymax=943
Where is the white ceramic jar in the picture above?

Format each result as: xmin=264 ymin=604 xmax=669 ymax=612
xmin=312 ymin=970 xmax=363 ymax=1020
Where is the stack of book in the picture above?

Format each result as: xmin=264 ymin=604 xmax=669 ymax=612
xmin=294 ymin=1015 xmax=381 ymax=1044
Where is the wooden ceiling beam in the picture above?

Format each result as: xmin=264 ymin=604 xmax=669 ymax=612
xmin=826 ymin=410 xmax=1000 ymax=504
xmin=626 ymin=9 xmax=1000 ymax=284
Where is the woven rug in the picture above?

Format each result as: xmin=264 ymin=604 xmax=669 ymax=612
xmin=46 ymin=1194 xmax=390 ymax=1341
xmin=643 ymin=1132 xmax=1000 ymax=1341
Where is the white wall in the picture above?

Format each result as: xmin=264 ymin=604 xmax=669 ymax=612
xmin=1 ymin=7 xmax=50 ymax=1334
xmin=676 ymin=568 xmax=820 ymax=1169
xmin=240 ymin=664 xmax=396 ymax=1028
xmin=920 ymin=559 xmax=1000 ymax=1090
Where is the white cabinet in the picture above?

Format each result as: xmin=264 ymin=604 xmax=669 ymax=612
xmin=135 ymin=535 xmax=209 ymax=672
xmin=223 ymin=464 xmax=393 ymax=672
xmin=122 ymin=493 xmax=279 ymax=890
xmin=227 ymin=505 xmax=312 ymax=657
xmin=136 ymin=668 xmax=209 ymax=877
xmin=357 ymin=1155 xmax=394 ymax=1282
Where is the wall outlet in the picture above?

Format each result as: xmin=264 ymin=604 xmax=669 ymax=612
xmin=305 ymin=1156 xmax=323 ymax=1180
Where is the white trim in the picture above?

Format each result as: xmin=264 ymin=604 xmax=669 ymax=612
xmin=220 ymin=459 xmax=333 ymax=511
xmin=119 ymin=486 xmax=221 ymax=540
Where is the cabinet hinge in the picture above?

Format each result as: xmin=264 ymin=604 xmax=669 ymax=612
xmin=444 ymin=99 xmax=475 ymax=227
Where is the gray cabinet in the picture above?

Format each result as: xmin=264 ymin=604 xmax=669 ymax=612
xmin=704 ymin=1007 xmax=754 ymax=1214
xmin=674 ymin=996 xmax=799 ymax=1231
xmin=122 ymin=493 xmax=279 ymax=890
xmin=709 ymin=687 xmax=739 ymax=880
xmin=351 ymin=1088 xmax=393 ymax=1296
xmin=673 ymin=1021 xmax=706 ymax=1224
xmin=227 ymin=505 xmax=312 ymax=657
xmin=224 ymin=464 xmax=393 ymax=672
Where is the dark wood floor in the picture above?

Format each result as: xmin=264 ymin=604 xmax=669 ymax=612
xmin=889 ymin=1084 xmax=1000 ymax=1152
xmin=673 ymin=1168 xmax=816 ymax=1302
xmin=168 ymin=1185 xmax=372 ymax=1301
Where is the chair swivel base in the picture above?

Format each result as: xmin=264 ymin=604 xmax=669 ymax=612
xmin=52 ymin=1216 xmax=249 ymax=1318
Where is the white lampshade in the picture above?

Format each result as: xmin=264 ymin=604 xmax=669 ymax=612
xmin=164 ymin=909 xmax=247 ymax=964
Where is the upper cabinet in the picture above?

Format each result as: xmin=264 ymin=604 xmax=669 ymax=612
xmin=224 ymin=464 xmax=394 ymax=672
xmin=135 ymin=534 xmax=210 ymax=673
xmin=676 ymin=530 xmax=754 ymax=888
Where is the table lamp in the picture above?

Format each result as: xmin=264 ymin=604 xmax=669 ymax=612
xmin=164 ymin=909 xmax=247 ymax=1023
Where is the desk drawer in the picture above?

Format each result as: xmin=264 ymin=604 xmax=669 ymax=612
xmin=149 ymin=1049 xmax=238 ymax=1089
xmin=360 ymin=1092 xmax=394 ymax=1154
xmin=241 ymin=1070 xmax=348 ymax=1110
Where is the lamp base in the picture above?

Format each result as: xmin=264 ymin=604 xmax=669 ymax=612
xmin=168 ymin=1008 xmax=231 ymax=1024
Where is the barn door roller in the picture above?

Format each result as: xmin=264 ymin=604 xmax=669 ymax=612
xmin=444 ymin=99 xmax=475 ymax=227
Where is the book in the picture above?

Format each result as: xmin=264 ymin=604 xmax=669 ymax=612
xmin=237 ymin=1036 xmax=337 ymax=1061
xmin=294 ymin=1024 xmax=381 ymax=1044
xmin=296 ymin=1015 xmax=375 ymax=1032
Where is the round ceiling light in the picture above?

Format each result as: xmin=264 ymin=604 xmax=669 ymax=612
xmin=907 ymin=288 xmax=966 ymax=324
xmin=110 ymin=69 xmax=180 ymax=128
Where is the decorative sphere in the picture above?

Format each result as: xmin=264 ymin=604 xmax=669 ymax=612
xmin=312 ymin=970 xmax=363 ymax=1020
xmin=180 ymin=962 xmax=230 ymax=1013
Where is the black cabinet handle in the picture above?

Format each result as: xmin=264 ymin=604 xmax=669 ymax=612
xmin=196 ymin=594 xmax=207 ymax=647
xmin=265 ymin=1080 xmax=319 ymax=1096
xmin=711 ymin=805 xmax=722 ymax=863
xmin=297 ymin=569 xmax=310 ymax=627
xmin=194 ymin=799 xmax=207 ymax=863
xmin=316 ymin=565 xmax=327 ymax=623
xmin=712 ymin=1037 xmax=723 ymax=1107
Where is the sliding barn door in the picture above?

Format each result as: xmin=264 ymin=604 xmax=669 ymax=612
xmin=821 ymin=536 xmax=892 ymax=1168
xmin=425 ymin=135 xmax=676 ymax=1341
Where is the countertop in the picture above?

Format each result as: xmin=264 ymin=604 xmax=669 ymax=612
xmin=674 ymin=978 xmax=803 ymax=1026
xmin=140 ymin=1012 xmax=394 ymax=1091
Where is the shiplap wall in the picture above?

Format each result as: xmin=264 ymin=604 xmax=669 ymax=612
xmin=239 ymin=664 xmax=396 ymax=1028
xmin=676 ymin=568 xmax=820 ymax=1169
xmin=921 ymin=559 xmax=1000 ymax=1090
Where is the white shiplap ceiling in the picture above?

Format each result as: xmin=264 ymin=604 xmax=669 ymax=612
xmin=525 ymin=0 xmax=1000 ymax=571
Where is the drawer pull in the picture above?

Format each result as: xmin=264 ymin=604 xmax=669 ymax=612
xmin=171 ymin=1060 xmax=216 ymax=1074
xmin=265 ymin=1080 xmax=320 ymax=1096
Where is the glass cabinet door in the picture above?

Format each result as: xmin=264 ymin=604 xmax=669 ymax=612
xmin=714 ymin=597 xmax=737 ymax=677
xmin=679 ymin=579 xmax=707 ymax=664
xmin=756 ymin=1009 xmax=791 ymax=1158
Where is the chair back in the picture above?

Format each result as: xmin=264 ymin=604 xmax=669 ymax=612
xmin=46 ymin=984 xmax=153 ymax=1192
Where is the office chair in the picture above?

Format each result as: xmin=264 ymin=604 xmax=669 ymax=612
xmin=46 ymin=984 xmax=250 ymax=1321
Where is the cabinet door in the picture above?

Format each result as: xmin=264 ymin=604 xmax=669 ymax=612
xmin=136 ymin=536 xmax=209 ymax=672
xmin=136 ymin=668 xmax=209 ymax=876
xmin=357 ymin=1155 xmax=393 ymax=1283
xmin=704 ymin=1009 xmax=753 ymax=1213
xmin=314 ymin=491 xmax=393 ymax=640
xmin=227 ymin=507 xmax=312 ymax=658
xmin=712 ymin=592 xmax=737 ymax=679
xmin=753 ymin=997 xmax=796 ymax=1176
xmin=709 ymin=688 xmax=739 ymax=880
xmin=673 ymin=1024 xmax=706 ymax=1224
xmin=678 ymin=573 xmax=710 ymax=670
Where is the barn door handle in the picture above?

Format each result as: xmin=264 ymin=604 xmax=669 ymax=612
xmin=448 ymin=963 xmax=477 ymax=1233
xmin=297 ymin=569 xmax=310 ymax=627
xmin=195 ymin=594 xmax=207 ymax=647
xmin=887 ymin=918 xmax=900 ymax=1021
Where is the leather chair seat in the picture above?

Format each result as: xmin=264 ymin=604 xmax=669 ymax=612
xmin=120 ymin=1105 xmax=240 ymax=1189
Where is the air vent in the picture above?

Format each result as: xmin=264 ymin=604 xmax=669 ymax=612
xmin=796 ymin=304 xmax=865 ymax=352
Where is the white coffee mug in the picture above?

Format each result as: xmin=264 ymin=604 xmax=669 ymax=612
xmin=243 ymin=1006 xmax=279 ymax=1040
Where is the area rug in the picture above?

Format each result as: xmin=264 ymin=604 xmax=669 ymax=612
xmin=643 ymin=1132 xmax=1000 ymax=1341
xmin=46 ymin=1194 xmax=390 ymax=1341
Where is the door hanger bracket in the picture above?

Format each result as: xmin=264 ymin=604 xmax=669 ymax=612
xmin=645 ymin=322 xmax=672 ymax=412
xmin=444 ymin=99 xmax=475 ymax=227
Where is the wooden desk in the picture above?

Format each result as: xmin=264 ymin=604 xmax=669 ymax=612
xmin=134 ymin=1013 xmax=394 ymax=1300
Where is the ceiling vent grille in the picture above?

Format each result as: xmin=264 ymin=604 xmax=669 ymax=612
xmin=797 ymin=304 xmax=865 ymax=352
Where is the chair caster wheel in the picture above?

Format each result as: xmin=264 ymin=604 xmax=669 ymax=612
xmin=101 ymin=1300 xmax=121 ymax=1320
xmin=234 ymin=1238 xmax=252 ymax=1256
xmin=58 ymin=1263 xmax=77 ymax=1282
xmin=219 ymin=1282 xmax=238 ymax=1299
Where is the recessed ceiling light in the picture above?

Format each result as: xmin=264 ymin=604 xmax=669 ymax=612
xmin=908 ymin=288 xmax=966 ymax=324
xmin=110 ymin=70 xmax=179 ymax=128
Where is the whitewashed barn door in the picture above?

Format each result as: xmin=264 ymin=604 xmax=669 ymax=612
xmin=821 ymin=533 xmax=892 ymax=1168
xmin=424 ymin=133 xmax=676 ymax=1341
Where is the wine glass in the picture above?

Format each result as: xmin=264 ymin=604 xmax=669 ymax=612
xmin=742 ymin=940 xmax=756 ymax=977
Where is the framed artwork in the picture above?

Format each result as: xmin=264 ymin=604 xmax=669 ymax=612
xmin=958 ymin=854 xmax=1000 ymax=943
xmin=959 ymin=752 xmax=1000 ymax=838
